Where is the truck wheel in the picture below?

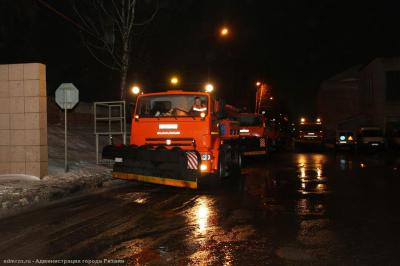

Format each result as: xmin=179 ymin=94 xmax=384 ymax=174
xmin=231 ymin=150 xmax=242 ymax=175
xmin=217 ymin=150 xmax=227 ymax=178
xmin=156 ymin=145 xmax=167 ymax=150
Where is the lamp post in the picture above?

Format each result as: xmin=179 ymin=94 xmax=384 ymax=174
xmin=130 ymin=85 xmax=141 ymax=120
xmin=170 ymin=76 xmax=179 ymax=86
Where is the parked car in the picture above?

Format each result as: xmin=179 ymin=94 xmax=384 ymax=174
xmin=357 ymin=127 xmax=385 ymax=150
xmin=335 ymin=130 xmax=356 ymax=151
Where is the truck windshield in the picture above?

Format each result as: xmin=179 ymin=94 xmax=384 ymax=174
xmin=239 ymin=115 xmax=263 ymax=126
xmin=137 ymin=94 xmax=208 ymax=118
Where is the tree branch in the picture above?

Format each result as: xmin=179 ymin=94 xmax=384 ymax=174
xmin=133 ymin=2 xmax=159 ymax=27
xmin=80 ymin=35 xmax=121 ymax=71
xmin=70 ymin=0 xmax=159 ymax=99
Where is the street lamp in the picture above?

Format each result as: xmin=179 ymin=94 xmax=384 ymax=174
xmin=220 ymin=26 xmax=229 ymax=37
xmin=131 ymin=85 xmax=141 ymax=95
xmin=256 ymin=81 xmax=261 ymax=86
xmin=269 ymin=96 xmax=274 ymax=100
xmin=205 ymin=83 xmax=214 ymax=93
xmin=170 ymin=76 xmax=179 ymax=86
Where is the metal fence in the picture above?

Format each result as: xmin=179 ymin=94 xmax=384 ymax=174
xmin=94 ymin=101 xmax=127 ymax=164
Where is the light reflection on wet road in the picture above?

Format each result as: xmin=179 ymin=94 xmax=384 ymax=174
xmin=1 ymin=150 xmax=400 ymax=265
xmin=296 ymin=153 xmax=328 ymax=195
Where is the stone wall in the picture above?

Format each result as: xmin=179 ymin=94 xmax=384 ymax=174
xmin=0 ymin=63 xmax=48 ymax=177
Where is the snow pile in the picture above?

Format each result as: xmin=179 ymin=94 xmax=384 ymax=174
xmin=0 ymin=174 xmax=40 ymax=182
xmin=0 ymin=121 xmax=116 ymax=218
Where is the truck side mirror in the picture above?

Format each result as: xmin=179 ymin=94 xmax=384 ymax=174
xmin=215 ymin=99 xmax=226 ymax=119
xmin=216 ymin=111 xmax=225 ymax=119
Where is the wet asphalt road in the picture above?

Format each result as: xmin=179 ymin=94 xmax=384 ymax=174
xmin=1 ymin=149 xmax=400 ymax=265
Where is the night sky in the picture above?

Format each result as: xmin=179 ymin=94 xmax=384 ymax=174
xmin=1 ymin=0 xmax=400 ymax=116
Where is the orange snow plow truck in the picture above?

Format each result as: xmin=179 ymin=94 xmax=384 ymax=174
xmin=102 ymin=90 xmax=242 ymax=189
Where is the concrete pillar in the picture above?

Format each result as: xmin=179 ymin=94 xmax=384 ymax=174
xmin=0 ymin=63 xmax=47 ymax=177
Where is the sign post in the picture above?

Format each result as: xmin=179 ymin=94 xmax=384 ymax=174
xmin=55 ymin=83 xmax=79 ymax=172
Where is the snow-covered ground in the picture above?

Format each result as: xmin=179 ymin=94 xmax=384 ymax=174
xmin=0 ymin=121 xmax=117 ymax=218
xmin=48 ymin=122 xmax=104 ymax=175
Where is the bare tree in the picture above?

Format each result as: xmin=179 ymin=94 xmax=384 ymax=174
xmin=73 ymin=0 xmax=158 ymax=100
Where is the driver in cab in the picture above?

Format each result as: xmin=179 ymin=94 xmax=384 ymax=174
xmin=191 ymin=97 xmax=207 ymax=114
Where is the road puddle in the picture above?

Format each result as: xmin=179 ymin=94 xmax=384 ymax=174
xmin=297 ymin=153 xmax=329 ymax=195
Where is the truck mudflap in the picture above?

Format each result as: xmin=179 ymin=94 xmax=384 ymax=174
xmin=239 ymin=137 xmax=267 ymax=156
xmin=102 ymin=145 xmax=201 ymax=189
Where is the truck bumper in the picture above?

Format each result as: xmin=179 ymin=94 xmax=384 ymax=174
xmin=240 ymin=137 xmax=267 ymax=156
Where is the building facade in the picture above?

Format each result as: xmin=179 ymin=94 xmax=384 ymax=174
xmin=318 ymin=57 xmax=400 ymax=135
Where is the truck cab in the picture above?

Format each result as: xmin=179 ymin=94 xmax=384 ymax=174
xmin=133 ymin=90 xmax=239 ymax=175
